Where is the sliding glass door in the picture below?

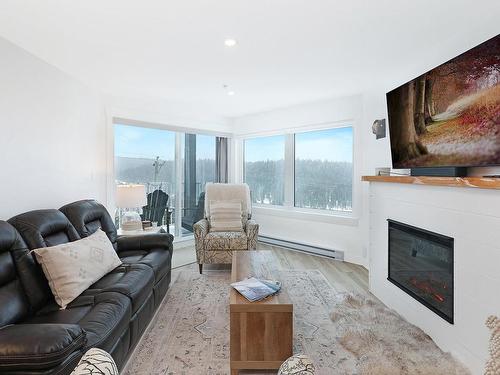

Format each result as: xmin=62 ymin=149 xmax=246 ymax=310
xmin=115 ymin=123 xmax=219 ymax=238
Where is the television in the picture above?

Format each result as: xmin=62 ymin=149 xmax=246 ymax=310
xmin=387 ymin=34 xmax=500 ymax=169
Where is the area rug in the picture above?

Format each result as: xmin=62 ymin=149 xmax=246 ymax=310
xmin=123 ymin=268 xmax=469 ymax=375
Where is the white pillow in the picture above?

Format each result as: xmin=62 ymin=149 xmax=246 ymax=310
xmin=209 ymin=200 xmax=243 ymax=232
xmin=33 ymin=229 xmax=122 ymax=309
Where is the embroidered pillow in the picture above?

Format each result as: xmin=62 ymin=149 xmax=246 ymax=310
xmin=209 ymin=200 xmax=243 ymax=232
xmin=33 ymin=229 xmax=122 ymax=308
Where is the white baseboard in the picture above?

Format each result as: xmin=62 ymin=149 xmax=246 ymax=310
xmin=258 ymin=235 xmax=344 ymax=260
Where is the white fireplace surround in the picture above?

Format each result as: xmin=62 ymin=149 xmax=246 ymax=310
xmin=367 ymin=181 xmax=500 ymax=375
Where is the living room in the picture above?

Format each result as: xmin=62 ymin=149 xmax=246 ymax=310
xmin=0 ymin=1 xmax=498 ymax=374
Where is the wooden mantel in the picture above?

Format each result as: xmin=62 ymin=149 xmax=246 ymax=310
xmin=362 ymin=175 xmax=500 ymax=190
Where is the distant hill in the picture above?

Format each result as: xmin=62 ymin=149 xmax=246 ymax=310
xmin=115 ymin=156 xmax=216 ymax=192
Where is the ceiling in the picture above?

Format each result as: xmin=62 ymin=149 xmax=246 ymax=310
xmin=0 ymin=0 xmax=498 ymax=118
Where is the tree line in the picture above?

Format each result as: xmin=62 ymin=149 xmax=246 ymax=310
xmin=245 ymin=159 xmax=352 ymax=210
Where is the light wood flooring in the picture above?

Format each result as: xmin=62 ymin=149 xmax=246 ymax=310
xmin=172 ymin=242 xmax=369 ymax=295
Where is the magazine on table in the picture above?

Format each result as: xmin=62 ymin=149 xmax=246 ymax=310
xmin=231 ymin=277 xmax=281 ymax=302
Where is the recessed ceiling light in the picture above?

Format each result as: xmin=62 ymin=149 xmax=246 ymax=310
xmin=227 ymin=91 xmax=235 ymax=96
xmin=224 ymin=39 xmax=237 ymax=47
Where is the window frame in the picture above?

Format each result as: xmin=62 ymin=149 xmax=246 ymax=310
xmin=241 ymin=122 xmax=356 ymax=220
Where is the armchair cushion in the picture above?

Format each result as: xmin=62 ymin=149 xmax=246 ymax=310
xmin=0 ymin=324 xmax=86 ymax=371
xmin=208 ymin=200 xmax=243 ymax=232
xmin=204 ymin=231 xmax=248 ymax=250
xmin=204 ymin=183 xmax=252 ymax=219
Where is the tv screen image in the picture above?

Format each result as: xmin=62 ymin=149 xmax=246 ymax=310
xmin=387 ymin=34 xmax=500 ymax=168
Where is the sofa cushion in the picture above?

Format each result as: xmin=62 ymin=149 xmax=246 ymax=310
xmin=86 ymin=264 xmax=154 ymax=314
xmin=204 ymin=231 xmax=248 ymax=250
xmin=32 ymin=229 xmax=122 ymax=308
xmin=8 ymin=209 xmax=82 ymax=311
xmin=25 ymin=292 xmax=131 ymax=353
xmin=0 ymin=324 xmax=85 ymax=371
xmin=60 ymin=200 xmax=118 ymax=249
xmin=8 ymin=210 xmax=80 ymax=249
xmin=0 ymin=222 xmax=31 ymax=327
xmin=118 ymin=249 xmax=171 ymax=283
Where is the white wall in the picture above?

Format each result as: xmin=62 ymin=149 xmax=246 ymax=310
xmin=232 ymin=95 xmax=368 ymax=266
xmin=0 ymin=37 xmax=107 ymax=219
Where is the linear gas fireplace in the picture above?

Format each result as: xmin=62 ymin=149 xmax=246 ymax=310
xmin=388 ymin=220 xmax=454 ymax=323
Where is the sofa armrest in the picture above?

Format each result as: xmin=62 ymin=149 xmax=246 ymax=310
xmin=116 ymin=233 xmax=174 ymax=253
xmin=0 ymin=324 xmax=86 ymax=371
xmin=245 ymin=219 xmax=259 ymax=250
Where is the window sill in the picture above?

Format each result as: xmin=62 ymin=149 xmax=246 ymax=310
xmin=252 ymin=205 xmax=359 ymax=226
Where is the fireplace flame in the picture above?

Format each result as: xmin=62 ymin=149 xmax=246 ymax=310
xmin=409 ymin=277 xmax=446 ymax=303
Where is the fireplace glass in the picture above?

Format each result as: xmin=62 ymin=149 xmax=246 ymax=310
xmin=388 ymin=220 xmax=454 ymax=323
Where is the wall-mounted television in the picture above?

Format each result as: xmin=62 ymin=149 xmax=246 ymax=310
xmin=387 ymin=34 xmax=499 ymax=169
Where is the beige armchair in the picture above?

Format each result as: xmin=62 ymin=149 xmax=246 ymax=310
xmin=194 ymin=183 xmax=259 ymax=273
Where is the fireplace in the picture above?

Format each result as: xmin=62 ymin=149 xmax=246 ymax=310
xmin=388 ymin=220 xmax=454 ymax=323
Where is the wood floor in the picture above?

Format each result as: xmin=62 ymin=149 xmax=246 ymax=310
xmin=173 ymin=242 xmax=369 ymax=295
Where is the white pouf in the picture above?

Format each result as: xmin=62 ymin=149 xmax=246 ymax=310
xmin=71 ymin=348 xmax=118 ymax=375
xmin=278 ymin=354 xmax=316 ymax=375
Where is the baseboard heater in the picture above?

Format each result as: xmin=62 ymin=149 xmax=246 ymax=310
xmin=258 ymin=235 xmax=344 ymax=261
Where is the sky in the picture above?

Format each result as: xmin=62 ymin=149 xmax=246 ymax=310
xmin=115 ymin=124 xmax=215 ymax=160
xmin=116 ymin=124 xmax=353 ymax=162
xmin=245 ymin=127 xmax=353 ymax=162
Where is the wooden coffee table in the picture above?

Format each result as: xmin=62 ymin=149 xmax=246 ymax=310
xmin=230 ymin=251 xmax=293 ymax=375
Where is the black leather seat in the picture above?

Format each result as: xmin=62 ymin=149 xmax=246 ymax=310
xmin=0 ymin=221 xmax=86 ymax=374
xmin=0 ymin=200 xmax=173 ymax=374
xmin=60 ymin=200 xmax=173 ymax=307
xmin=115 ymin=236 xmax=172 ymax=305
xmin=24 ymin=292 xmax=132 ymax=369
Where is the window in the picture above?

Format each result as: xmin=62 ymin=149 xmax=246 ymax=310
xmin=244 ymin=135 xmax=285 ymax=205
xmin=295 ymin=127 xmax=353 ymax=211
xmin=115 ymin=123 xmax=220 ymax=237
xmin=115 ymin=124 xmax=176 ymax=201
xmin=242 ymin=126 xmax=353 ymax=214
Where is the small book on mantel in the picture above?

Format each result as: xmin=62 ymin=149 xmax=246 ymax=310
xmin=231 ymin=277 xmax=281 ymax=302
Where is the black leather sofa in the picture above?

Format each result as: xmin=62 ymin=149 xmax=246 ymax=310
xmin=0 ymin=200 xmax=173 ymax=374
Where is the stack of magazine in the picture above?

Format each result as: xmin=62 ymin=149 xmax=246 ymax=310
xmin=231 ymin=277 xmax=281 ymax=302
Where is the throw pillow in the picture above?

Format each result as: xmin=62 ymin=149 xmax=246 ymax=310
xmin=33 ymin=229 xmax=122 ymax=309
xmin=209 ymin=200 xmax=243 ymax=232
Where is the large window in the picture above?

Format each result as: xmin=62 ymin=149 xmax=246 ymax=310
xmin=295 ymin=127 xmax=353 ymax=211
xmin=115 ymin=124 xmax=176 ymax=200
xmin=243 ymin=126 xmax=353 ymax=213
xmin=244 ymin=135 xmax=285 ymax=205
xmin=115 ymin=123 xmax=219 ymax=237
